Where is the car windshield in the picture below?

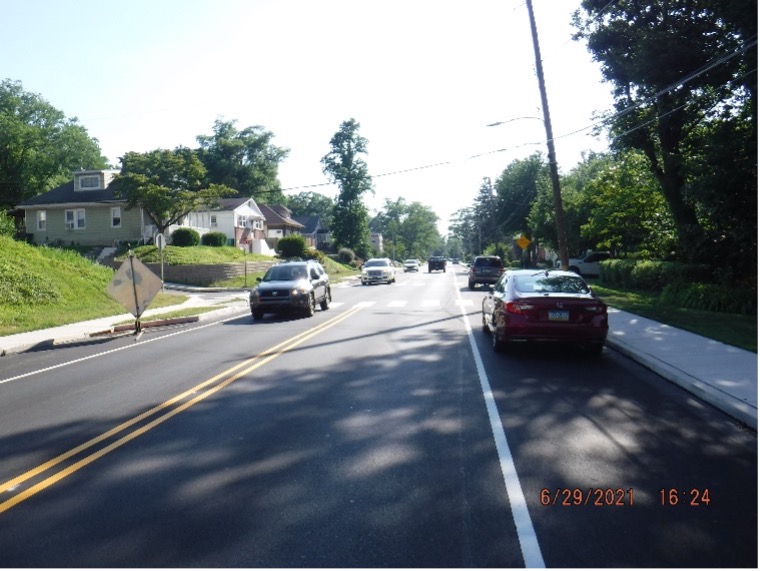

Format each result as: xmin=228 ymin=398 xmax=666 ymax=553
xmin=263 ymin=265 xmax=308 ymax=281
xmin=404 ymin=260 xmax=417 ymax=264
xmin=514 ymin=275 xmax=590 ymax=294
xmin=365 ymin=260 xmax=389 ymax=267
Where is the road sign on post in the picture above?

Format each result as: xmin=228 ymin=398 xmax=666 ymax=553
xmin=107 ymin=253 xmax=164 ymax=335
xmin=516 ymin=234 xmax=532 ymax=251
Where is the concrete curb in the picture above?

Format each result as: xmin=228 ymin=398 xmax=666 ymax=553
xmin=606 ymin=336 xmax=757 ymax=430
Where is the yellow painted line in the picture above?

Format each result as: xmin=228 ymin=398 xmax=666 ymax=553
xmin=0 ymin=305 xmax=363 ymax=514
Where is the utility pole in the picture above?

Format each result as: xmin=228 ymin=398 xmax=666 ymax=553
xmin=525 ymin=0 xmax=570 ymax=270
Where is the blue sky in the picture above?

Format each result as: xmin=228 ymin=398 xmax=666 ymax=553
xmin=2 ymin=0 xmax=613 ymax=234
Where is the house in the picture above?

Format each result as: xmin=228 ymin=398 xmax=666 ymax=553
xmin=293 ymin=215 xmax=330 ymax=250
xmin=259 ymin=204 xmax=304 ymax=251
xmin=183 ymin=197 xmax=274 ymax=255
xmin=15 ymin=169 xmax=151 ymax=246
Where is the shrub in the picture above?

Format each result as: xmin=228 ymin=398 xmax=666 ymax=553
xmin=338 ymin=247 xmax=356 ymax=264
xmin=201 ymin=232 xmax=228 ymax=247
xmin=0 ymin=212 xmax=15 ymax=238
xmin=278 ymin=234 xmax=307 ymax=258
xmin=661 ymin=282 xmax=757 ymax=315
xmin=171 ymin=228 xmax=200 ymax=247
xmin=304 ymin=248 xmax=327 ymax=265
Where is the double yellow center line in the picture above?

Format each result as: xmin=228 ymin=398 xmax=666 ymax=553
xmin=0 ymin=305 xmax=364 ymax=515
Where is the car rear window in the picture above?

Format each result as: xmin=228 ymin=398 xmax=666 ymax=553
xmin=514 ymin=275 xmax=590 ymax=294
xmin=475 ymin=257 xmax=502 ymax=268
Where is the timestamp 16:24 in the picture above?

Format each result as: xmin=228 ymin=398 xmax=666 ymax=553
xmin=660 ymin=488 xmax=711 ymax=506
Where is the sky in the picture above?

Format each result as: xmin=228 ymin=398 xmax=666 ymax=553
xmin=2 ymin=0 xmax=614 ymax=235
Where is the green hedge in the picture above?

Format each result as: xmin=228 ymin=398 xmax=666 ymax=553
xmin=201 ymin=232 xmax=228 ymax=247
xmin=599 ymin=259 xmax=755 ymax=315
xmin=661 ymin=282 xmax=757 ymax=315
xmin=600 ymin=259 xmax=712 ymax=290
xmin=171 ymin=228 xmax=200 ymax=247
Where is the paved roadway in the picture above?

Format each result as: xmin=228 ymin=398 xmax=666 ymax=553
xmin=0 ymin=266 xmax=756 ymax=567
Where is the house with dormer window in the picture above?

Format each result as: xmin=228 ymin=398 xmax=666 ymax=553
xmin=15 ymin=169 xmax=150 ymax=246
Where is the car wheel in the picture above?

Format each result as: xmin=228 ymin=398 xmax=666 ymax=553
xmin=252 ymin=308 xmax=264 ymax=320
xmin=481 ymin=311 xmax=490 ymax=333
xmin=491 ymin=320 xmax=505 ymax=353
xmin=304 ymin=294 xmax=315 ymax=317
xmin=468 ymin=280 xmax=475 ymax=290
xmin=320 ymin=287 xmax=331 ymax=311
xmin=586 ymin=343 xmax=604 ymax=356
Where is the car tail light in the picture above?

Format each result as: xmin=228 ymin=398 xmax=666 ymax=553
xmin=583 ymin=304 xmax=607 ymax=314
xmin=506 ymin=302 xmax=534 ymax=314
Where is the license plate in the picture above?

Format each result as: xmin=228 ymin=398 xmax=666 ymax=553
xmin=548 ymin=310 xmax=569 ymax=321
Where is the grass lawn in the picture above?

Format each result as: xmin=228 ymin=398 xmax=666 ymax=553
xmin=592 ymin=283 xmax=757 ymax=353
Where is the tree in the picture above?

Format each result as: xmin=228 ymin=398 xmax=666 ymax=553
xmin=286 ymin=191 xmax=335 ymax=229
xmin=196 ymin=118 xmax=289 ymax=203
xmin=0 ymin=79 xmax=108 ymax=211
xmin=581 ymin=151 xmax=676 ymax=257
xmin=372 ymin=198 xmax=440 ymax=260
xmin=494 ymin=154 xmax=547 ymax=239
xmin=321 ymin=119 xmax=373 ymax=258
xmin=573 ymin=0 xmax=757 ymax=263
xmin=111 ymin=148 xmax=230 ymax=237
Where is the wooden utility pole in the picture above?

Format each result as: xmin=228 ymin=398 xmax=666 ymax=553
xmin=525 ymin=0 xmax=570 ymax=270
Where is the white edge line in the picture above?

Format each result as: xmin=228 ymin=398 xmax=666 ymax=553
xmin=454 ymin=278 xmax=546 ymax=568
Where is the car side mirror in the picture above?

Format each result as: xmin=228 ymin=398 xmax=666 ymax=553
xmin=256 ymin=277 xmax=262 ymax=283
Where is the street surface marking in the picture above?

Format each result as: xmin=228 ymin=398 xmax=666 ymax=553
xmin=0 ymin=306 xmax=364 ymax=514
xmin=454 ymin=280 xmax=546 ymax=568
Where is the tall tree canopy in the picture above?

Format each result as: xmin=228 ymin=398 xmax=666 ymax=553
xmin=285 ymin=191 xmax=335 ymax=229
xmin=196 ymin=118 xmax=289 ymax=204
xmin=0 ymin=79 xmax=108 ymax=211
xmin=573 ymin=0 xmax=757 ymax=266
xmin=111 ymin=148 xmax=231 ymax=236
xmin=372 ymin=198 xmax=440 ymax=260
xmin=321 ymin=118 xmax=373 ymax=258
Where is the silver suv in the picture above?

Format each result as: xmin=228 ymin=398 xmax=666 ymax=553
xmin=250 ymin=260 xmax=331 ymax=319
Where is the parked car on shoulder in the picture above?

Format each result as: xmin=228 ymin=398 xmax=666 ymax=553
xmin=249 ymin=259 xmax=331 ymax=319
xmin=403 ymin=259 xmax=421 ymax=272
xmin=556 ymin=251 xmax=611 ymax=277
xmin=428 ymin=256 xmax=447 ymax=272
xmin=468 ymin=255 xmax=504 ymax=289
xmin=482 ymin=269 xmax=608 ymax=355
xmin=361 ymin=257 xmax=396 ymax=285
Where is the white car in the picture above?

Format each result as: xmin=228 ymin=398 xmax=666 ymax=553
xmin=557 ymin=251 xmax=611 ymax=277
xmin=403 ymin=259 xmax=420 ymax=272
xmin=361 ymin=258 xmax=396 ymax=285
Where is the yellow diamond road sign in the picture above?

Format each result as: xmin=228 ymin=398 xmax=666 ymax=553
xmin=107 ymin=256 xmax=163 ymax=318
xmin=516 ymin=234 xmax=532 ymax=250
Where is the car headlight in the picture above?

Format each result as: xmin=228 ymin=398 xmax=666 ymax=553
xmin=250 ymin=289 xmax=260 ymax=301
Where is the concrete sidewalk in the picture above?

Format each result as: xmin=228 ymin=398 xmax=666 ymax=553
xmin=0 ymin=297 xmax=756 ymax=430
xmin=606 ymin=308 xmax=757 ymax=430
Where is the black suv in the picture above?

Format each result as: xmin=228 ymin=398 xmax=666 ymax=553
xmin=428 ymin=256 xmax=447 ymax=272
xmin=468 ymin=255 xmax=504 ymax=289
xmin=250 ymin=260 xmax=331 ymax=319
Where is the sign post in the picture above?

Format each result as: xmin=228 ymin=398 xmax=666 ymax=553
xmin=107 ymin=252 xmax=164 ymax=337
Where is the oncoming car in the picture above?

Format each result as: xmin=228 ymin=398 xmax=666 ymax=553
xmin=403 ymin=259 xmax=421 ymax=272
xmin=481 ymin=269 xmax=608 ymax=355
xmin=249 ymin=260 xmax=331 ymax=319
xmin=361 ymin=258 xmax=396 ymax=285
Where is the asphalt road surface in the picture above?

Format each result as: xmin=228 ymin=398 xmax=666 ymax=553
xmin=0 ymin=266 xmax=756 ymax=567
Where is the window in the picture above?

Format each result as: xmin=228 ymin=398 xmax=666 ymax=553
xmin=78 ymin=175 xmax=100 ymax=190
xmin=65 ymin=209 xmax=86 ymax=230
xmin=37 ymin=210 xmax=46 ymax=231
xmin=210 ymin=214 xmax=218 ymax=228
xmin=111 ymin=206 xmax=121 ymax=228
xmin=237 ymin=214 xmax=247 ymax=227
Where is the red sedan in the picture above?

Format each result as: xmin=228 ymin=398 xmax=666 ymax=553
xmin=481 ymin=269 xmax=608 ymax=355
